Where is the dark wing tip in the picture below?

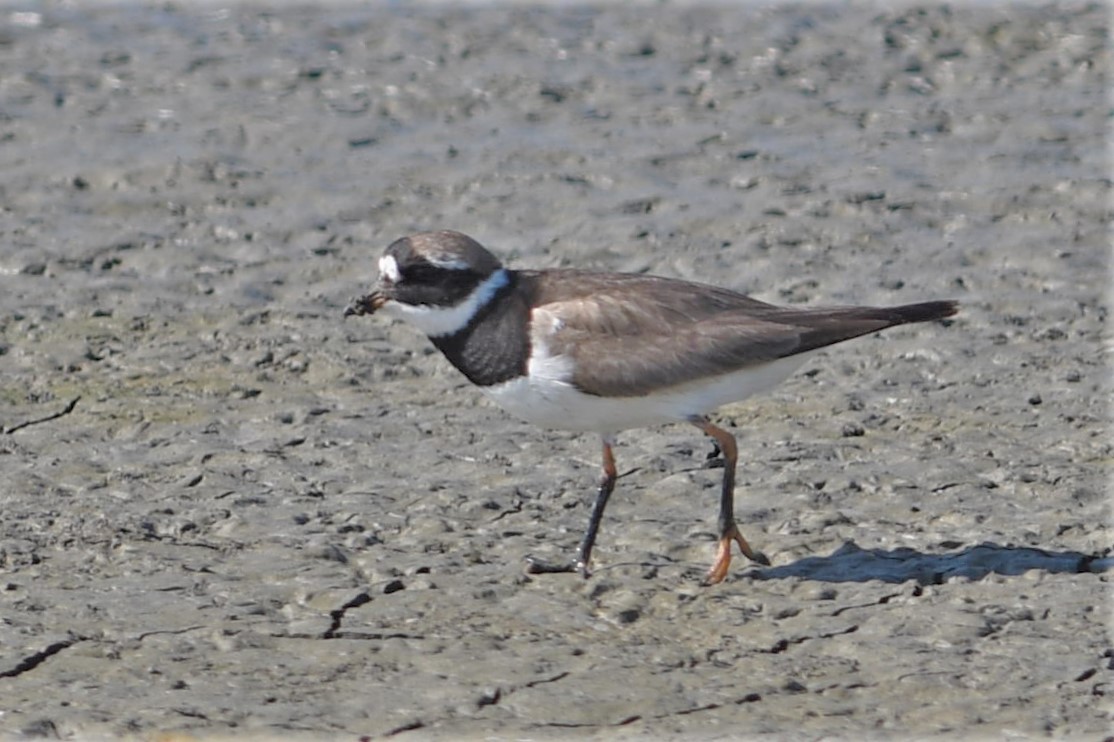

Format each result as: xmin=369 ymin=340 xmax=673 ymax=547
xmin=893 ymin=300 xmax=959 ymax=323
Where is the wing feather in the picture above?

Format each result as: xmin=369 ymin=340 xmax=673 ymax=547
xmin=518 ymin=270 xmax=954 ymax=398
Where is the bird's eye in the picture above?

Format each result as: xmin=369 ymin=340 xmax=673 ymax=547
xmin=401 ymin=263 xmax=438 ymax=284
xmin=404 ymin=266 xmax=422 ymax=281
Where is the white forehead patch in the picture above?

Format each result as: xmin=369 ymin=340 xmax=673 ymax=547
xmin=378 ymin=255 xmax=402 ymax=283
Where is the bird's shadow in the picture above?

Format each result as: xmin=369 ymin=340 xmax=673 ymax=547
xmin=750 ymin=540 xmax=1111 ymax=585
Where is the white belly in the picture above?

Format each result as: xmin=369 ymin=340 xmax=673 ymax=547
xmin=481 ymin=353 xmax=812 ymax=433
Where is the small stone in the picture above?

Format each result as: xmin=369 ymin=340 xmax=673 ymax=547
xmin=477 ymin=687 xmax=501 ymax=707
xmin=842 ymin=422 xmax=865 ymax=437
xmin=809 ymin=586 xmax=838 ymax=601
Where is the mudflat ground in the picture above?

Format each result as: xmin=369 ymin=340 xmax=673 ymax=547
xmin=0 ymin=2 xmax=1110 ymax=740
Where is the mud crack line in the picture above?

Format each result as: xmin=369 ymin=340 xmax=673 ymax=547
xmin=323 ymin=592 xmax=373 ymax=639
xmin=0 ymin=636 xmax=84 ymax=677
xmin=3 ymin=396 xmax=81 ymax=435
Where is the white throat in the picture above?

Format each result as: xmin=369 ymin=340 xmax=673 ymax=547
xmin=383 ymin=268 xmax=510 ymax=338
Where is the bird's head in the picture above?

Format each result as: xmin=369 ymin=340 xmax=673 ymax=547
xmin=345 ymin=230 xmax=508 ymax=338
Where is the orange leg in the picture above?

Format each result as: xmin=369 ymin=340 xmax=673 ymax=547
xmin=690 ymin=417 xmax=770 ymax=584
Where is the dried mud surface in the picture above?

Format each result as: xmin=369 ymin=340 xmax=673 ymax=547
xmin=0 ymin=3 xmax=1110 ymax=740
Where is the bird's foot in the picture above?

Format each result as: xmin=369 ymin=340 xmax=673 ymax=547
xmin=702 ymin=524 xmax=770 ymax=585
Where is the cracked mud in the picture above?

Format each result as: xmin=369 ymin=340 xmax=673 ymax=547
xmin=0 ymin=3 xmax=1110 ymax=741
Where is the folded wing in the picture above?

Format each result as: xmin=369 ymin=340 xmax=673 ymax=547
xmin=522 ymin=270 xmax=955 ymax=398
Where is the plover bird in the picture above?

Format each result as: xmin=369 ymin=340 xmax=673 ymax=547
xmin=346 ymin=230 xmax=956 ymax=584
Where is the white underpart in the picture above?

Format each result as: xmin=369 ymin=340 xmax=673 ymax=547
xmin=380 ymin=267 xmax=510 ymax=338
xmin=482 ymin=308 xmax=816 ymax=433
